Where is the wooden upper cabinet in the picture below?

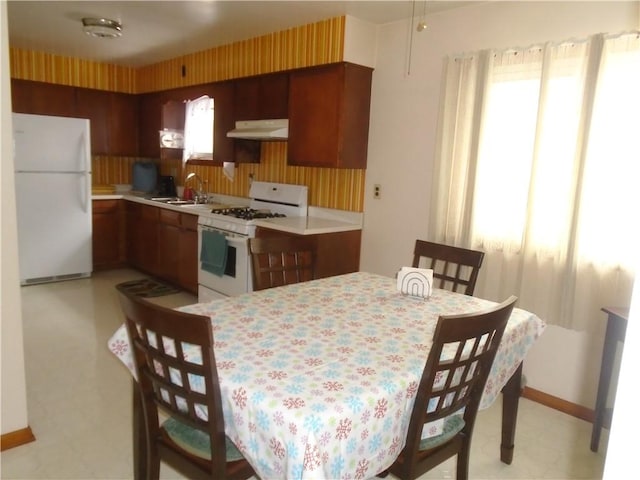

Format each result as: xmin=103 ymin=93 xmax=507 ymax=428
xmin=288 ymin=63 xmax=373 ymax=169
xmin=76 ymin=88 xmax=139 ymax=156
xmin=234 ymin=72 xmax=289 ymax=121
xmin=211 ymin=81 xmax=235 ymax=163
xmin=13 ymin=80 xmax=138 ymax=156
xmin=11 ymin=79 xmax=77 ymax=117
xmin=75 ymin=88 xmax=110 ymax=154
xmin=109 ymin=92 xmax=139 ymax=156
xmin=138 ymin=92 xmax=164 ymax=158
xmin=161 ymin=99 xmax=186 ymax=131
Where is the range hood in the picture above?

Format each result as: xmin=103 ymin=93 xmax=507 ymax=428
xmin=227 ymin=119 xmax=288 ymax=140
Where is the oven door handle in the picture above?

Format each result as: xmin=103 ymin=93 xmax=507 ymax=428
xmin=199 ymin=227 xmax=248 ymax=248
xmin=223 ymin=235 xmax=248 ymax=248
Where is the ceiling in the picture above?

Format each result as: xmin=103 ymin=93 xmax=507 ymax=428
xmin=6 ymin=1 xmax=476 ymax=67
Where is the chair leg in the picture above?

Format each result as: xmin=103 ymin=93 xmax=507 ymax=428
xmin=456 ymin=445 xmax=470 ymax=480
xmin=148 ymin=449 xmax=161 ymax=480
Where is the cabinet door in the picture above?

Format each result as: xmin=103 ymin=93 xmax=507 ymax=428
xmin=158 ymin=222 xmax=180 ymax=284
xmin=138 ymin=92 xmax=164 ymax=158
xmin=92 ymin=200 xmax=125 ymax=269
xmin=211 ymin=81 xmax=235 ymax=164
xmin=76 ymin=88 xmax=110 ymax=154
xmin=288 ymin=65 xmax=341 ymax=168
xmin=127 ymin=203 xmax=160 ymax=275
xmin=234 ymin=72 xmax=288 ymax=121
xmin=11 ymin=79 xmax=77 ymax=117
xmin=288 ymin=63 xmax=372 ymax=169
xmin=110 ymin=92 xmax=139 ymax=156
xmin=125 ymin=202 xmax=142 ymax=267
xmin=139 ymin=205 xmax=160 ymax=276
xmin=75 ymin=88 xmax=139 ymax=156
xmin=259 ymin=72 xmax=289 ymax=119
xmin=178 ymin=213 xmax=199 ymax=294
xmin=162 ymin=99 xmax=186 ymax=131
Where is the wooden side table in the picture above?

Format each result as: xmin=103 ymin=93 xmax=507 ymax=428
xmin=590 ymin=306 xmax=629 ymax=452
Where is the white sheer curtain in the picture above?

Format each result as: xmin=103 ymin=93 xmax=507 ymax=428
xmin=182 ymin=95 xmax=214 ymax=165
xmin=431 ymin=32 xmax=640 ymax=331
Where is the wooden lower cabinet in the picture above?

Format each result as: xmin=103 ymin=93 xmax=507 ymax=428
xmin=255 ymin=228 xmax=361 ymax=279
xmin=157 ymin=208 xmax=198 ymax=294
xmin=124 ymin=201 xmax=198 ymax=294
xmin=126 ymin=202 xmax=161 ymax=277
xmin=177 ymin=214 xmax=198 ymax=294
xmin=92 ymin=200 xmax=126 ymax=270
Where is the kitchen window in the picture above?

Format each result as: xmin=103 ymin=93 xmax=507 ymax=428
xmin=431 ymin=31 xmax=640 ymax=331
xmin=183 ymin=95 xmax=214 ymax=163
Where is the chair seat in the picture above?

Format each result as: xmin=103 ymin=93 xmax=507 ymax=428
xmin=419 ymin=415 xmax=465 ymax=451
xmin=162 ymin=416 xmax=245 ymax=462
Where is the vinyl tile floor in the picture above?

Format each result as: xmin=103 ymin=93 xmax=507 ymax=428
xmin=1 ymin=269 xmax=608 ymax=480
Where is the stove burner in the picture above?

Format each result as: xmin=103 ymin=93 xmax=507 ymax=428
xmin=215 ymin=207 xmax=286 ymax=220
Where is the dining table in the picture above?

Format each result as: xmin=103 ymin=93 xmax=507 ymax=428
xmin=108 ymin=271 xmax=545 ymax=480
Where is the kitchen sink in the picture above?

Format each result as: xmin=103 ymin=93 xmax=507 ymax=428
xmin=178 ymin=203 xmax=215 ymax=211
xmin=148 ymin=197 xmax=179 ymax=201
xmin=148 ymin=197 xmax=196 ymax=205
xmin=147 ymin=196 xmax=222 ymax=212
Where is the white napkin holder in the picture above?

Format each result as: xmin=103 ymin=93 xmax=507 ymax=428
xmin=397 ymin=267 xmax=433 ymax=299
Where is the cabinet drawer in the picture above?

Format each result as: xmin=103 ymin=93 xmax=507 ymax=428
xmin=181 ymin=213 xmax=198 ymax=231
xmin=92 ymin=199 xmax=120 ymax=213
xmin=160 ymin=208 xmax=181 ymax=226
xmin=141 ymin=204 xmax=160 ymax=221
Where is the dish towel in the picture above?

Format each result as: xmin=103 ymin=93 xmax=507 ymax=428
xmin=397 ymin=267 xmax=433 ymax=299
xmin=200 ymin=230 xmax=228 ymax=277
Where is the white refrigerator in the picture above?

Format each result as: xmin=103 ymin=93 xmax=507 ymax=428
xmin=13 ymin=113 xmax=93 ymax=285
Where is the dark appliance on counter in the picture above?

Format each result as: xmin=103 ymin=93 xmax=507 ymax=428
xmin=132 ymin=161 xmax=158 ymax=193
xmin=157 ymin=175 xmax=177 ymax=197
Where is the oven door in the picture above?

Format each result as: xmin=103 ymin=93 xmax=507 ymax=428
xmin=197 ymin=225 xmax=251 ymax=298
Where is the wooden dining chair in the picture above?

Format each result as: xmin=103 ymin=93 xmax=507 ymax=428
xmin=249 ymin=235 xmax=317 ymax=291
xmin=412 ymin=240 xmax=485 ymax=295
xmin=117 ymin=288 xmax=256 ymax=480
xmin=379 ymin=296 xmax=517 ymax=480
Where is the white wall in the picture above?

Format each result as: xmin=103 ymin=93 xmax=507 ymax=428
xmin=1 ymin=1 xmax=30 ymax=435
xmin=361 ymin=1 xmax=639 ymax=406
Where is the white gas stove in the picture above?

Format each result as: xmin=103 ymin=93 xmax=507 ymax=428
xmin=197 ymin=181 xmax=308 ymax=301
xmin=198 ymin=181 xmax=308 ymax=235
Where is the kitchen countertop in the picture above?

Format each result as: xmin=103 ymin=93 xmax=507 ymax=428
xmin=92 ymin=194 xmax=123 ymax=200
xmin=92 ymin=194 xmax=362 ymax=235
xmin=254 ymin=206 xmax=362 ymax=235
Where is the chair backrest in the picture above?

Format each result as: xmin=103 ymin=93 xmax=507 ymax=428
xmin=117 ymin=288 xmax=229 ymax=477
xmin=402 ymin=296 xmax=517 ymax=472
xmin=249 ymin=235 xmax=317 ymax=291
xmin=412 ymin=240 xmax=485 ymax=295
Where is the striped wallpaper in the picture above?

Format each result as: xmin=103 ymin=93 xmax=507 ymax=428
xmin=9 ymin=16 xmax=365 ymax=212
xmin=9 ymin=48 xmax=136 ymax=93
xmin=137 ymin=17 xmax=345 ymax=92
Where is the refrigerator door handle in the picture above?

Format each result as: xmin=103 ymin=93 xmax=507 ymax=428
xmin=83 ymin=130 xmax=91 ymax=174
xmin=82 ymin=172 xmax=90 ymax=213
xmin=81 ymin=131 xmax=91 ymax=213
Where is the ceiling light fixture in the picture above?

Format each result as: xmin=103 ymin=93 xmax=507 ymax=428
xmin=417 ymin=0 xmax=428 ymax=32
xmin=82 ymin=18 xmax=122 ymax=38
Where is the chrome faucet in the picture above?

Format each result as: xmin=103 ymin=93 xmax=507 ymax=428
xmin=184 ymin=172 xmax=207 ymax=204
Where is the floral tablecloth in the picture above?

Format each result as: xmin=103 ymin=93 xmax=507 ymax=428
xmin=108 ymin=272 xmax=545 ymax=480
